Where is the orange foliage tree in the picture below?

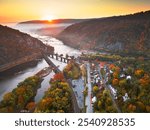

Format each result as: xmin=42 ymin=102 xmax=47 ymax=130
xmin=113 ymin=72 xmax=119 ymax=78
xmin=139 ymin=74 xmax=150 ymax=88
xmin=26 ymin=102 xmax=36 ymax=112
xmin=127 ymin=104 xmax=136 ymax=112
xmin=51 ymin=73 xmax=65 ymax=82
xmin=112 ymin=78 xmax=119 ymax=87
xmin=135 ymin=69 xmax=144 ymax=78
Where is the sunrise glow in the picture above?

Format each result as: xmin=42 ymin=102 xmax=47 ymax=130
xmin=0 ymin=0 xmax=150 ymax=23
xmin=41 ymin=15 xmax=56 ymax=22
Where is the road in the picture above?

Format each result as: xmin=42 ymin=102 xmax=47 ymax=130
xmin=72 ymin=79 xmax=84 ymax=109
xmin=85 ymin=62 xmax=93 ymax=113
xmin=67 ymin=79 xmax=81 ymax=113
xmin=98 ymin=64 xmax=121 ymax=113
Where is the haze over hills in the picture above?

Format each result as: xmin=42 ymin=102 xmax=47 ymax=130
xmin=17 ymin=19 xmax=90 ymax=25
xmin=57 ymin=10 xmax=150 ymax=55
xmin=16 ymin=19 xmax=91 ymax=36
xmin=0 ymin=25 xmax=54 ymax=66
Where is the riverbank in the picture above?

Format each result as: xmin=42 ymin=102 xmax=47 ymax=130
xmin=0 ymin=53 xmax=43 ymax=73
xmin=0 ymin=60 xmax=40 ymax=80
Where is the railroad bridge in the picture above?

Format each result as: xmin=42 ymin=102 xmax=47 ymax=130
xmin=48 ymin=53 xmax=75 ymax=63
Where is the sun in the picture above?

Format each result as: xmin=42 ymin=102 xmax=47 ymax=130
xmin=41 ymin=15 xmax=55 ymax=22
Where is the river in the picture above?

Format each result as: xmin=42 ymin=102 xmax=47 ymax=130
xmin=0 ymin=23 xmax=81 ymax=102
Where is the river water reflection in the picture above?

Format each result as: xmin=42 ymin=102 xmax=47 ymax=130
xmin=0 ymin=25 xmax=81 ymax=101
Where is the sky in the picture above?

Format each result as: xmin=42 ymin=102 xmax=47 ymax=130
xmin=0 ymin=0 xmax=150 ymax=23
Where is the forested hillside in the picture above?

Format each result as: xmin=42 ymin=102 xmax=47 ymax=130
xmin=0 ymin=25 xmax=54 ymax=65
xmin=58 ymin=11 xmax=150 ymax=55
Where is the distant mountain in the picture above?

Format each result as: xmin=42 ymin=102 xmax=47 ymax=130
xmin=0 ymin=25 xmax=54 ymax=65
xmin=17 ymin=19 xmax=90 ymax=25
xmin=16 ymin=19 xmax=91 ymax=36
xmin=57 ymin=11 xmax=150 ymax=55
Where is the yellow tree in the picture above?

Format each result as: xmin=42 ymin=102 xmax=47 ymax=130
xmin=93 ymin=86 xmax=99 ymax=94
xmin=135 ymin=69 xmax=144 ymax=78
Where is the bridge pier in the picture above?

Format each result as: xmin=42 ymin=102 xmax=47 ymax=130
xmin=67 ymin=59 xmax=70 ymax=63
xmin=63 ymin=58 xmax=66 ymax=63
xmin=60 ymin=57 xmax=63 ymax=62
xmin=55 ymin=54 xmax=58 ymax=60
xmin=47 ymin=53 xmax=73 ymax=64
xmin=51 ymin=54 xmax=54 ymax=58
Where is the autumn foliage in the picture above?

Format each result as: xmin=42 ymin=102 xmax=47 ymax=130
xmin=63 ymin=61 xmax=81 ymax=79
xmin=26 ymin=102 xmax=36 ymax=112
xmin=135 ymin=69 xmax=144 ymax=78
xmin=51 ymin=73 xmax=65 ymax=82
xmin=139 ymin=74 xmax=150 ymax=88
xmin=112 ymin=78 xmax=119 ymax=87
xmin=109 ymin=58 xmax=150 ymax=113
xmin=94 ymin=89 xmax=117 ymax=113
xmin=0 ymin=76 xmax=40 ymax=112
xmin=35 ymin=73 xmax=73 ymax=113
